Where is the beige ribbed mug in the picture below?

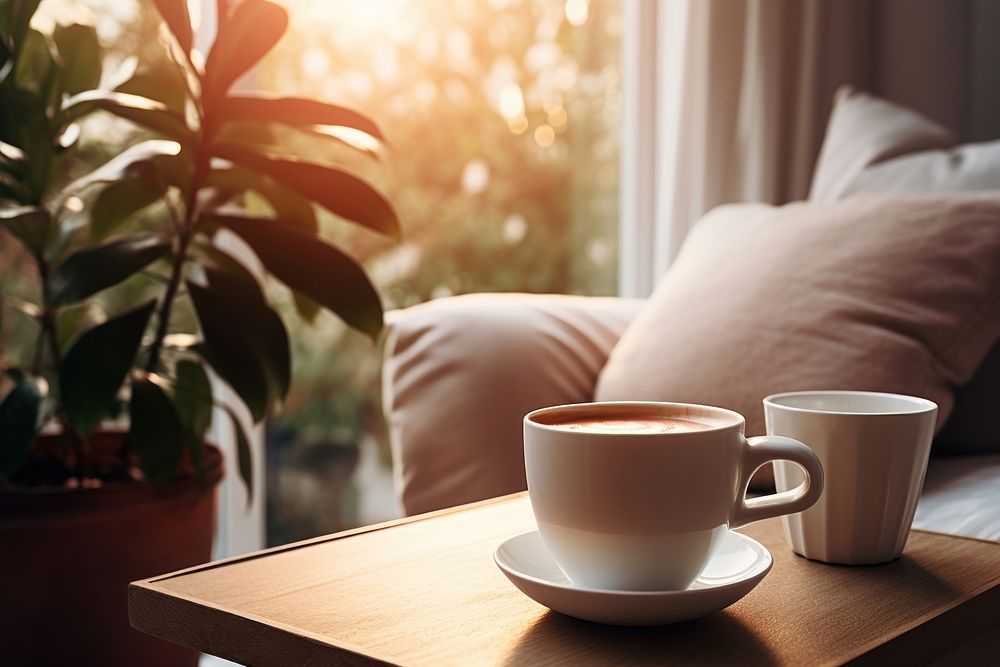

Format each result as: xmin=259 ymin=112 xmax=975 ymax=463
xmin=764 ymin=391 xmax=937 ymax=565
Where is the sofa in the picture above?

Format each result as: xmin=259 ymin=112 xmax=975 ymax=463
xmin=381 ymin=87 xmax=1000 ymax=543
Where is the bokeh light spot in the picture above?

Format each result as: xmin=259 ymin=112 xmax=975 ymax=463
xmin=499 ymin=82 xmax=525 ymax=120
xmin=462 ymin=159 xmax=490 ymax=194
xmin=534 ymin=124 xmax=555 ymax=147
xmin=565 ymin=0 xmax=589 ymax=26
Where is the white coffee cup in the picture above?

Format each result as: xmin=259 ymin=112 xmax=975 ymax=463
xmin=524 ymin=401 xmax=824 ymax=591
xmin=764 ymin=390 xmax=938 ymax=565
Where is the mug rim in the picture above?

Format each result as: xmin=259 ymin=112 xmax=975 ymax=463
xmin=524 ymin=401 xmax=745 ymax=436
xmin=763 ymin=390 xmax=938 ymax=417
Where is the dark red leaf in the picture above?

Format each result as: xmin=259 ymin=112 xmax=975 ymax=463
xmin=213 ymin=142 xmax=400 ymax=239
xmin=217 ymin=94 xmax=384 ymax=141
xmin=151 ymin=0 xmax=194 ymax=54
xmin=203 ymin=0 xmax=288 ymax=98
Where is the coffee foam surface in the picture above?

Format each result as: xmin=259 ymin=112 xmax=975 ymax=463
xmin=540 ymin=415 xmax=712 ymax=434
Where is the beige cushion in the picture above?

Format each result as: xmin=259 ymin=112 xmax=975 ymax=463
xmin=809 ymin=86 xmax=955 ymax=203
xmin=811 ymin=86 xmax=1000 ymax=202
xmin=384 ymin=293 xmax=644 ymax=515
xmin=809 ymin=86 xmax=1000 ymax=455
xmin=596 ymin=196 xmax=1000 ymax=452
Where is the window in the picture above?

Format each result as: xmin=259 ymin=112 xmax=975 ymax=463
xmin=262 ymin=0 xmax=622 ymax=544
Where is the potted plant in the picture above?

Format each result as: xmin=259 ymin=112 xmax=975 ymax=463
xmin=0 ymin=1 xmax=397 ymax=664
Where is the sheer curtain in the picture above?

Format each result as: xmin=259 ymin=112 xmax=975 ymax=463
xmin=619 ymin=0 xmax=1000 ymax=298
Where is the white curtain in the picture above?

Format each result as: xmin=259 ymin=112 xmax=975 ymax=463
xmin=620 ymin=0 xmax=998 ymax=297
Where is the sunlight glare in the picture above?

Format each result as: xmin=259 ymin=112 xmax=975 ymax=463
xmin=503 ymin=214 xmax=528 ymax=244
xmin=315 ymin=126 xmax=381 ymax=154
xmin=301 ymin=47 xmax=330 ymax=80
xmin=587 ymin=238 xmax=610 ymax=266
xmin=187 ymin=0 xmax=200 ymax=31
xmin=498 ymin=83 xmax=525 ymax=120
xmin=287 ymin=0 xmax=410 ymax=40
xmin=462 ymin=159 xmax=490 ymax=195
xmin=565 ymin=0 xmax=589 ymax=26
xmin=445 ymin=28 xmax=472 ymax=61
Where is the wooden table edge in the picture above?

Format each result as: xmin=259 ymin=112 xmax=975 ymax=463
xmin=129 ymin=492 xmax=1000 ymax=666
xmin=129 ymin=582 xmax=397 ymax=666
xmin=152 ymin=492 xmax=529 ymax=583
xmin=845 ymin=574 xmax=1000 ymax=665
xmin=129 ymin=493 xmax=528 ymax=665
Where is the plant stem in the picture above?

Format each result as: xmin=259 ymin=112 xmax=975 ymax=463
xmin=144 ymin=234 xmax=190 ymax=373
xmin=34 ymin=254 xmax=91 ymax=478
xmin=30 ymin=258 xmax=59 ymax=376
xmin=144 ymin=153 xmax=209 ymax=374
xmin=33 ymin=258 xmax=62 ymax=381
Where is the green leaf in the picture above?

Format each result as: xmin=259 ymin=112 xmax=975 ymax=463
xmin=115 ymin=61 xmax=189 ymax=112
xmin=64 ymin=139 xmax=184 ymax=193
xmin=223 ymin=404 xmax=253 ymax=502
xmin=0 ymin=371 xmax=42 ymax=480
xmin=129 ymin=375 xmax=185 ymax=483
xmin=52 ymin=23 xmax=101 ymax=95
xmin=151 ymin=0 xmax=193 ymax=54
xmin=161 ymin=24 xmax=203 ymax=99
xmin=90 ymin=178 xmax=167 ymax=241
xmin=207 ymin=165 xmax=318 ymax=235
xmin=14 ymin=28 xmax=52 ymax=91
xmin=61 ymin=90 xmax=193 ymax=142
xmin=292 ymin=292 xmax=320 ymax=324
xmin=203 ymin=0 xmax=288 ymax=98
xmin=0 ymin=205 xmax=48 ymax=252
xmin=173 ymin=359 xmax=212 ymax=484
xmin=213 ymin=143 xmax=400 ymax=239
xmin=0 ymin=171 xmax=30 ymax=203
xmin=212 ymin=213 xmax=384 ymax=339
xmin=196 ymin=242 xmax=263 ymax=294
xmin=8 ymin=1 xmax=43 ymax=58
xmin=203 ymin=260 xmax=290 ymax=401
xmin=187 ymin=280 xmax=270 ymax=422
xmin=0 ymin=58 xmax=11 ymax=88
xmin=60 ymin=300 xmax=156 ymax=434
xmin=56 ymin=302 xmax=102 ymax=352
xmin=216 ymin=94 xmax=385 ymax=142
xmin=48 ymin=234 xmax=171 ymax=307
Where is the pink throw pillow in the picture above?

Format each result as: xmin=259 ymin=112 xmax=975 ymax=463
xmin=596 ymin=196 xmax=1000 ymax=458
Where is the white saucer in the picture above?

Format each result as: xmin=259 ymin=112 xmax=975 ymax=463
xmin=494 ymin=529 xmax=772 ymax=626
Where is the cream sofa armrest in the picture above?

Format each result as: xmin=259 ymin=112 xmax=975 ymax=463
xmin=383 ymin=293 xmax=644 ymax=516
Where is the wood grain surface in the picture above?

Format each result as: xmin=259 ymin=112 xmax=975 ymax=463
xmin=129 ymin=493 xmax=1000 ymax=666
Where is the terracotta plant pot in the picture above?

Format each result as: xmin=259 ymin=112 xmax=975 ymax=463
xmin=0 ymin=431 xmax=223 ymax=666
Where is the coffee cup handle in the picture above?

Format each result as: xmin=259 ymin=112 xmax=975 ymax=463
xmin=729 ymin=435 xmax=824 ymax=529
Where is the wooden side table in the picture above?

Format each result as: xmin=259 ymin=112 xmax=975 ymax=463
xmin=130 ymin=493 xmax=1000 ymax=666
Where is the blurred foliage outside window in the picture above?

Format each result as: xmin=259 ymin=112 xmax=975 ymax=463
xmin=3 ymin=0 xmax=621 ymax=546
